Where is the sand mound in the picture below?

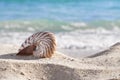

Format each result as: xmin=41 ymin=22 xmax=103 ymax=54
xmin=84 ymin=42 xmax=120 ymax=68
xmin=88 ymin=42 xmax=120 ymax=58
xmin=0 ymin=44 xmax=120 ymax=80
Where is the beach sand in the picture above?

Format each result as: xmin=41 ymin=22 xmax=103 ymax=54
xmin=0 ymin=43 xmax=120 ymax=80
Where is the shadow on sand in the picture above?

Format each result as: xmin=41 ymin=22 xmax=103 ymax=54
xmin=0 ymin=53 xmax=40 ymax=60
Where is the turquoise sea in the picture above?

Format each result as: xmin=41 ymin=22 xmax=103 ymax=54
xmin=1 ymin=0 xmax=120 ymax=57
xmin=0 ymin=0 xmax=120 ymax=21
xmin=0 ymin=0 xmax=120 ymax=32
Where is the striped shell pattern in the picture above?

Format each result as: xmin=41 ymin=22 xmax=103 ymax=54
xmin=17 ymin=32 xmax=56 ymax=58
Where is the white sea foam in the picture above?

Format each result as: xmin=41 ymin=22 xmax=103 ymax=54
xmin=70 ymin=22 xmax=87 ymax=28
xmin=56 ymin=28 xmax=120 ymax=54
xmin=27 ymin=27 xmax=35 ymax=31
xmin=61 ymin=25 xmax=73 ymax=30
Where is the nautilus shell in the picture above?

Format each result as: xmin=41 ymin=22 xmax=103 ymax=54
xmin=17 ymin=31 xmax=56 ymax=58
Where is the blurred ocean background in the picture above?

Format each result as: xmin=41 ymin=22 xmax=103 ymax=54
xmin=1 ymin=0 xmax=120 ymax=57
